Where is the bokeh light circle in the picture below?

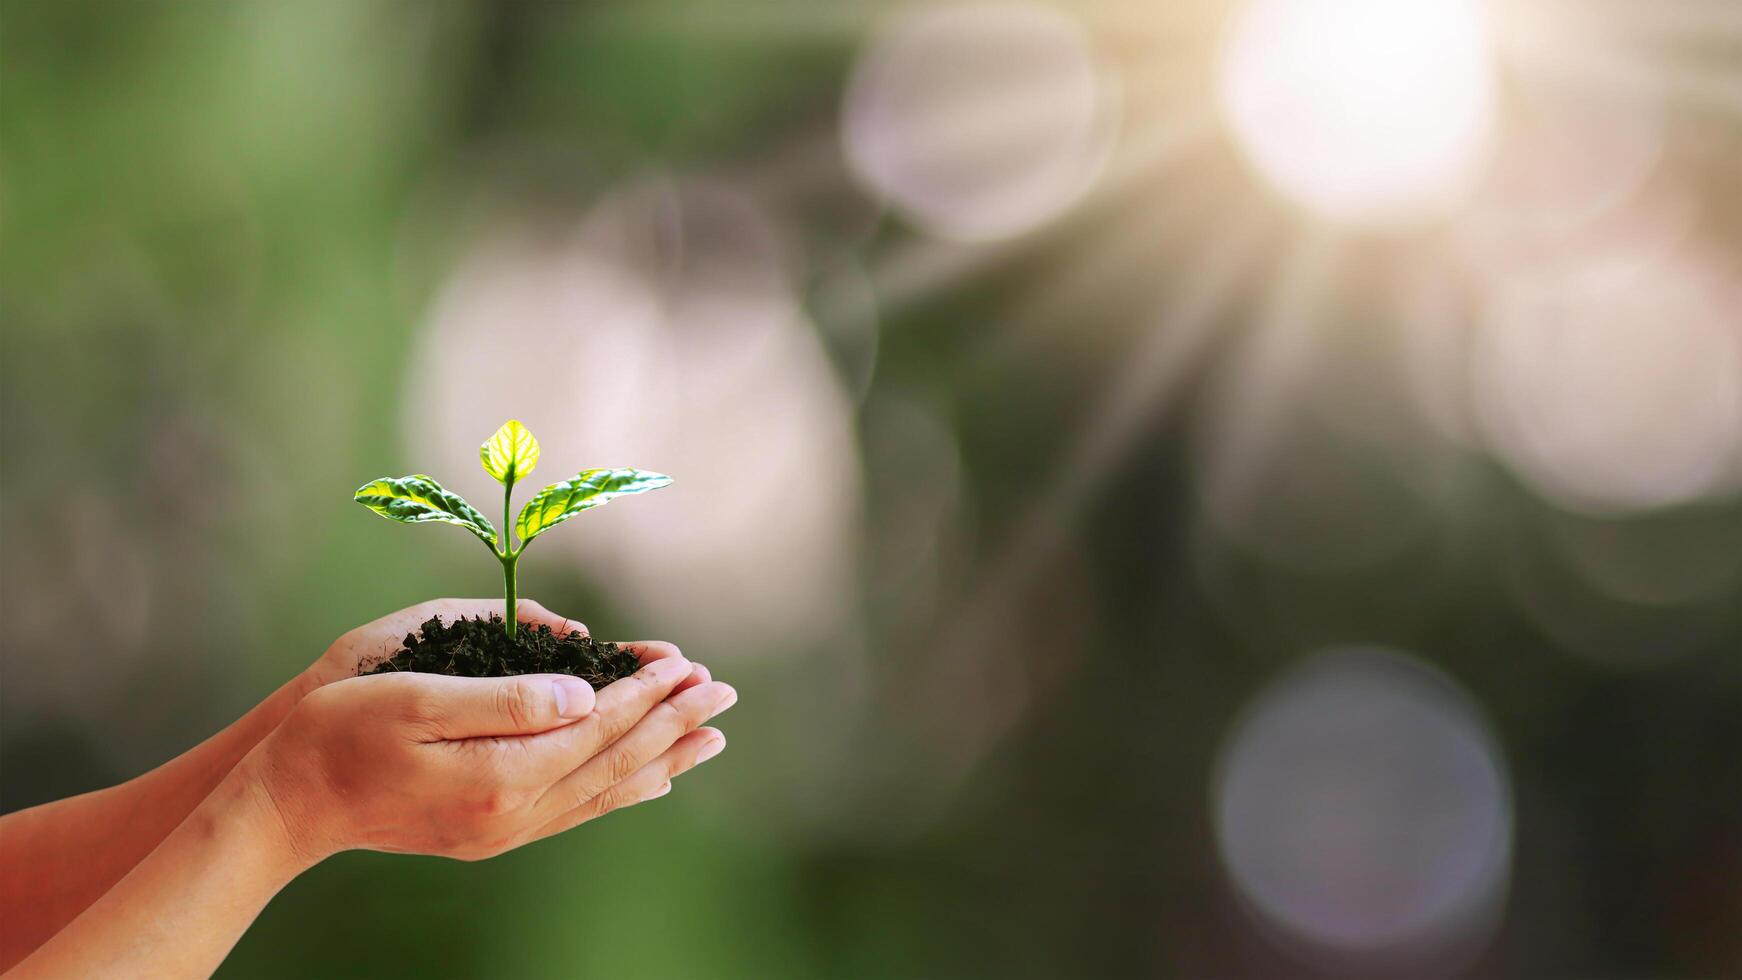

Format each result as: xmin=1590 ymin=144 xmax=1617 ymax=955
xmin=405 ymin=179 xmax=863 ymax=654
xmin=1464 ymin=74 xmax=1664 ymax=250
xmin=1546 ymin=508 xmax=1742 ymax=609
xmin=842 ymin=0 xmax=1117 ymax=241
xmin=1473 ymin=248 xmax=1742 ymax=514
xmin=1213 ymin=648 xmax=1513 ymax=964
xmin=1217 ymin=0 xmax=1498 ymax=227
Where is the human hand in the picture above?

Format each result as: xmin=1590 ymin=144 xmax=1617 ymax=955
xmin=239 ymin=656 xmax=736 ymax=865
xmin=299 ymin=598 xmax=713 ymax=695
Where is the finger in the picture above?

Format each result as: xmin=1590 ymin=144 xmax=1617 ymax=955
xmin=354 ymin=599 xmax=494 ymax=649
xmin=535 ymin=680 xmax=735 ymax=817
xmin=623 ymin=640 xmax=707 ymax=694
xmin=625 ymin=640 xmax=682 ymax=667
xmin=514 ymin=654 xmax=694 ymax=779
xmin=398 ymin=672 xmax=596 ymax=740
xmin=529 ymin=728 xmax=725 ymax=840
xmin=515 ymin=597 xmax=588 ymax=637
xmin=677 ymin=662 xmax=710 ymax=695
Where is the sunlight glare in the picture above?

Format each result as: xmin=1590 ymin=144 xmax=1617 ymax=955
xmin=1217 ymin=0 xmax=1498 ymax=227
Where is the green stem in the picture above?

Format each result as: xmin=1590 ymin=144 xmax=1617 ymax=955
xmin=502 ymin=477 xmax=517 ymax=639
xmin=502 ymin=553 xmax=517 ymax=640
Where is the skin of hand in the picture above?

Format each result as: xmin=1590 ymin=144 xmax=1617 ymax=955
xmin=0 ymin=598 xmax=715 ymax=973
xmin=5 ymin=648 xmax=736 ymax=978
xmin=258 ymin=654 xmax=736 ymax=862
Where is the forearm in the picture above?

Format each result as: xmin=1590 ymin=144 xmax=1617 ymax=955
xmin=0 ymin=671 xmax=315 ymax=969
xmin=4 ymin=765 xmax=315 ymax=980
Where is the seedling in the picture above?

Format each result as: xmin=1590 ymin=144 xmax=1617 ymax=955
xmin=355 ymin=420 xmax=670 ymax=639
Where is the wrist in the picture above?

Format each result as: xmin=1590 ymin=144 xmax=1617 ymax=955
xmin=217 ymin=756 xmax=335 ymax=877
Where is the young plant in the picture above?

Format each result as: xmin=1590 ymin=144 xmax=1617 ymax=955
xmin=354 ymin=420 xmax=671 ymax=639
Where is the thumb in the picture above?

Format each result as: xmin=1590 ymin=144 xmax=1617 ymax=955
xmin=408 ymin=673 xmax=596 ymax=740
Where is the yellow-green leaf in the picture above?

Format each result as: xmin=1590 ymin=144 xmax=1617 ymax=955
xmin=354 ymin=474 xmax=497 ymax=547
xmin=516 ymin=468 xmax=672 ymax=545
xmin=479 ymin=419 xmax=540 ymax=485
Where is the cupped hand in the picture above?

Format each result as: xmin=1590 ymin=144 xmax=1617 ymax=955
xmin=300 ymin=598 xmax=712 ymax=694
xmin=243 ymin=655 xmax=736 ymax=864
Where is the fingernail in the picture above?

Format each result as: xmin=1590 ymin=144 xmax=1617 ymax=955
xmin=690 ymin=663 xmax=712 ymax=683
xmin=696 ymin=736 xmax=726 ymax=763
xmin=553 ymin=677 xmax=593 ymax=718
xmin=708 ymin=686 xmax=738 ymax=719
xmin=646 ymin=657 xmax=691 ymax=683
xmin=650 ymin=781 xmax=673 ymax=799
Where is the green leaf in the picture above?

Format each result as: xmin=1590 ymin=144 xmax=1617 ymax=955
xmin=354 ymin=474 xmax=498 ymax=547
xmin=480 ymin=419 xmax=540 ymax=485
xmin=516 ymin=468 xmax=672 ymax=545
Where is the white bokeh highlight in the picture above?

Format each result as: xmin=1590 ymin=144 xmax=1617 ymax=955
xmin=1473 ymin=246 xmax=1742 ymax=514
xmin=1218 ymin=0 xmax=1498 ymax=227
xmin=1213 ymin=648 xmax=1513 ymax=965
xmin=842 ymin=0 xmax=1117 ymax=242
xmin=405 ymin=179 xmax=863 ymax=654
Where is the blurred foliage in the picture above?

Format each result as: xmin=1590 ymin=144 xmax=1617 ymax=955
xmin=3 ymin=1 xmax=1740 ymax=978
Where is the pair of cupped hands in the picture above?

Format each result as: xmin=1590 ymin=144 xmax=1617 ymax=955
xmin=256 ymin=598 xmax=734 ymax=865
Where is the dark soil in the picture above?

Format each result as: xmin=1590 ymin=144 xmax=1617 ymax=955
xmin=361 ymin=615 xmax=642 ymax=687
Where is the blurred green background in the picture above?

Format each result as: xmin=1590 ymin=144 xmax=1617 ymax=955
xmin=3 ymin=1 xmax=1739 ymax=977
